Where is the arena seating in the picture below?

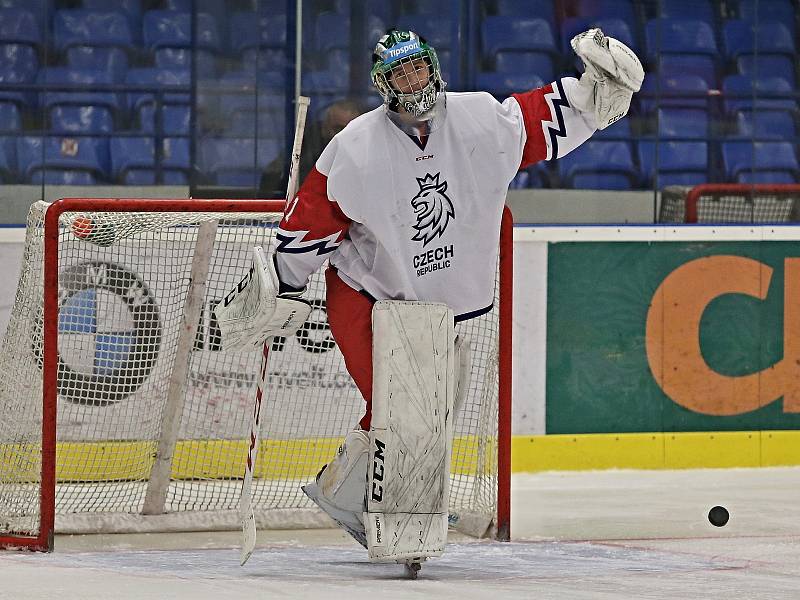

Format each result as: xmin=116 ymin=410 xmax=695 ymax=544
xmin=0 ymin=0 xmax=795 ymax=189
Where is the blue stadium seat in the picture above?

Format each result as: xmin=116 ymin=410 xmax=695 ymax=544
xmin=396 ymin=15 xmax=452 ymax=50
xmin=723 ymin=20 xmax=795 ymax=60
xmin=109 ymin=136 xmax=189 ymax=184
xmin=560 ymin=17 xmax=637 ymax=55
xmin=528 ymin=164 xmax=550 ymax=188
xmin=226 ymin=110 xmax=281 ymax=138
xmin=50 ymin=105 xmax=114 ymax=133
xmin=575 ymin=0 xmax=637 ymax=31
xmin=736 ymin=171 xmax=797 ymax=184
xmin=38 ymin=68 xmax=121 ymax=114
xmin=153 ymin=47 xmax=216 ymax=74
xmin=0 ymin=43 xmax=37 ymax=107
xmin=54 ymin=10 xmax=132 ymax=53
xmin=412 ymin=0 xmax=451 ymax=15
xmin=66 ymin=47 xmax=128 ymax=82
xmin=82 ymin=0 xmax=142 ymax=38
xmin=229 ymin=13 xmax=286 ymax=54
xmin=722 ymin=140 xmax=799 ymax=182
xmin=492 ymin=51 xmax=551 ymax=82
xmin=497 ymin=0 xmax=555 ymax=27
xmin=17 ymin=135 xmax=109 ymax=182
xmin=482 ymin=17 xmax=556 ymax=57
xmin=737 ymin=0 xmax=795 ymax=34
xmin=366 ymin=0 xmax=390 ymax=23
xmin=0 ymin=0 xmax=51 ymax=31
xmin=475 ymin=72 xmax=545 ymax=97
xmin=509 ymin=170 xmax=531 ymax=189
xmin=239 ymin=48 xmax=288 ymax=74
xmin=570 ymin=172 xmax=638 ymax=190
xmin=307 ymin=94 xmax=348 ymax=121
xmin=736 ymin=55 xmax=796 ymax=86
xmin=645 ymin=18 xmax=717 ymax=62
xmin=657 ymin=108 xmax=709 ymax=139
xmin=735 ymin=110 xmax=797 ymax=140
xmin=658 ymin=55 xmax=717 ymax=89
xmin=0 ymin=8 xmax=40 ymax=47
xmin=559 ymin=141 xmax=638 ymax=190
xmin=0 ymin=100 xmax=19 ymax=131
xmin=302 ymin=68 xmax=349 ymax=94
xmin=125 ymin=68 xmax=189 ymax=113
xmin=144 ymin=11 xmax=219 ymax=75
xmin=200 ymin=137 xmax=280 ymax=186
xmin=638 ymin=141 xmax=709 ymax=186
xmin=645 ymin=18 xmax=717 ymax=79
xmin=136 ymin=103 xmax=190 ymax=136
xmin=722 ymin=74 xmax=796 ymax=114
xmin=315 ymin=11 xmax=350 ymax=52
xmin=215 ymin=70 xmax=285 ymax=118
xmin=143 ymin=11 xmax=219 ymax=52
xmin=495 ymin=51 xmax=554 ymax=76
xmin=251 ymin=0 xmax=288 ymax=16
xmin=435 ymin=49 xmax=452 ymax=82
xmin=638 ymin=73 xmax=710 ymax=114
xmin=592 ymin=116 xmax=631 ymax=140
xmin=30 ymin=169 xmax=98 ymax=184
xmin=0 ymin=135 xmax=15 ymax=180
xmin=659 ymin=0 xmax=716 ymax=26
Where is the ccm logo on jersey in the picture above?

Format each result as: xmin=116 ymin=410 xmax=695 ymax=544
xmin=415 ymin=154 xmax=434 ymax=161
xmin=371 ymin=438 xmax=386 ymax=502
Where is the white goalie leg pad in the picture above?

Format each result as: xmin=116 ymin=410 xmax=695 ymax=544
xmin=366 ymin=300 xmax=455 ymax=563
xmin=214 ymin=246 xmax=311 ymax=352
xmin=301 ymin=428 xmax=370 ymax=548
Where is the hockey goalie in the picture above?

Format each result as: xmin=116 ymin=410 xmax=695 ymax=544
xmin=215 ymin=27 xmax=642 ymax=574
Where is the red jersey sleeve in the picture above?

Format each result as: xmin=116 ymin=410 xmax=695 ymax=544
xmin=274 ymin=166 xmax=352 ymax=290
xmin=511 ymin=78 xmax=596 ymax=168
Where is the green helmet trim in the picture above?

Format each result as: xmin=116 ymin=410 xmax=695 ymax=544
xmin=371 ymin=29 xmax=445 ymax=117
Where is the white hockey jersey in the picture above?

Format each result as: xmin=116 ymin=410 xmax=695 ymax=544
xmin=275 ymin=78 xmax=596 ymax=320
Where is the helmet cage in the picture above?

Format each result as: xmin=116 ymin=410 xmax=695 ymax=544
xmin=371 ymin=31 xmax=445 ymax=118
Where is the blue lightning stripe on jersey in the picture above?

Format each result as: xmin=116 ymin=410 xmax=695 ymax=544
xmin=276 ymin=232 xmax=340 ymax=255
xmin=545 ymin=79 xmax=570 ymax=160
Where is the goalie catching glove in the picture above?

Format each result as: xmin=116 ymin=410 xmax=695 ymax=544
xmin=214 ymin=246 xmax=311 ymax=352
xmin=570 ymin=28 xmax=644 ymax=130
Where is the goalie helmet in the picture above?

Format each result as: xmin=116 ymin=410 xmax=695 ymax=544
xmin=371 ymin=29 xmax=445 ymax=118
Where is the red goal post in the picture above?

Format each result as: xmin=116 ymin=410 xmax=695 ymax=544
xmin=0 ymin=198 xmax=512 ymax=551
xmin=660 ymin=184 xmax=800 ymax=223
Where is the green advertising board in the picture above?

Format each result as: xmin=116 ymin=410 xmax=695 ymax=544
xmin=546 ymin=241 xmax=800 ymax=434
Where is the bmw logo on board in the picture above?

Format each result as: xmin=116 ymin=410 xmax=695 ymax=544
xmin=32 ymin=261 xmax=162 ymax=406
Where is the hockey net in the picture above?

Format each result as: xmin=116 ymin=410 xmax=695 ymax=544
xmin=0 ymin=198 xmax=512 ymax=551
xmin=659 ymin=184 xmax=800 ymax=223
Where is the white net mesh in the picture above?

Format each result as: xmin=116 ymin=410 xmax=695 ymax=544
xmin=659 ymin=185 xmax=800 ymax=223
xmin=0 ymin=200 xmax=504 ymax=541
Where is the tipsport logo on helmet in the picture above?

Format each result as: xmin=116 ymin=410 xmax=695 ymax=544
xmin=380 ymin=40 xmax=421 ymax=65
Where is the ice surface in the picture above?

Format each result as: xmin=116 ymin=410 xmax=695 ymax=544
xmin=2 ymin=468 xmax=799 ymax=600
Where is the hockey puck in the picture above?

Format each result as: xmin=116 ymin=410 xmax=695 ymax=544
xmin=708 ymin=505 xmax=729 ymax=527
xmin=71 ymin=215 xmax=116 ymax=247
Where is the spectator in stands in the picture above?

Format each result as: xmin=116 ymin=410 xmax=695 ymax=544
xmin=259 ymin=98 xmax=363 ymax=197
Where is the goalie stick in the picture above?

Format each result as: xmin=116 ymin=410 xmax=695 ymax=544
xmin=240 ymin=95 xmax=310 ymax=566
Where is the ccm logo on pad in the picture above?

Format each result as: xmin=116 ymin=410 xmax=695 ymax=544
xmin=371 ymin=438 xmax=386 ymax=502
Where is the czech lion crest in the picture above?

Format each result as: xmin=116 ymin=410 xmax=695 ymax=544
xmin=410 ymin=172 xmax=455 ymax=246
